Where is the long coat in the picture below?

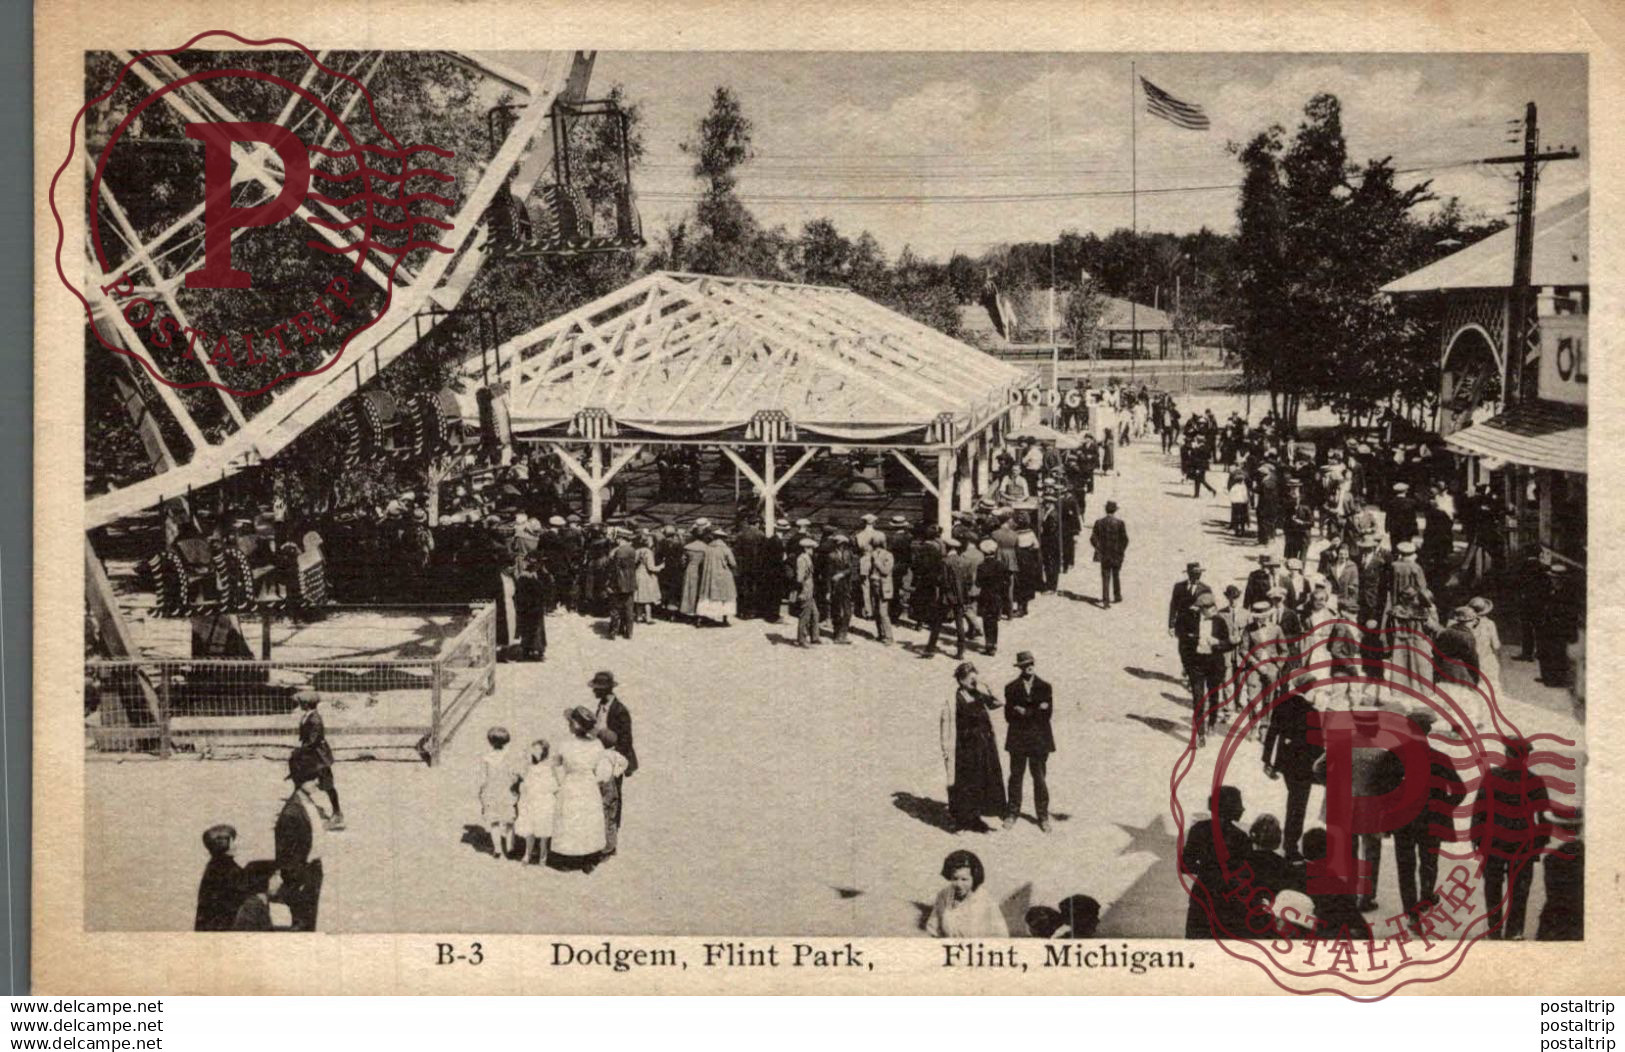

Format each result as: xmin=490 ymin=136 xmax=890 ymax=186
xmin=1003 ymin=674 xmax=1055 ymax=756
xmin=698 ymin=540 xmax=738 ymax=604
xmin=679 ymin=539 xmax=709 ymax=615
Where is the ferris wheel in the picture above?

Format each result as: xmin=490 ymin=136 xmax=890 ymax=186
xmin=79 ymin=48 xmax=620 ymax=656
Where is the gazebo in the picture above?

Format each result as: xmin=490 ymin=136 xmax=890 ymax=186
xmin=465 ymin=271 xmax=1033 ymax=533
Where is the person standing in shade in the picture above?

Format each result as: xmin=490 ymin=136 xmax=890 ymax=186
xmin=1390 ymin=707 xmax=1466 ymax=928
xmin=859 ymin=533 xmax=895 ymax=645
xmin=1473 ymin=737 xmax=1550 ymax=940
xmin=275 ymin=748 xmax=331 ymax=932
xmin=194 ymin=824 xmax=245 ymax=932
xmin=794 ymin=537 xmax=821 ymax=647
xmin=1089 ymin=500 xmax=1128 ymax=608
xmin=941 ymin=661 xmax=1006 ymax=833
xmin=1002 ymin=651 xmax=1055 ymax=832
xmin=606 ymin=529 xmax=639 ymax=639
xmin=826 ymin=534 xmax=856 ymax=644
xmin=589 ymin=671 xmax=637 ymax=858
xmin=974 ymin=539 xmax=1008 ymax=657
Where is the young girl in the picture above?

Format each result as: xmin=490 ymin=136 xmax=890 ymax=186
xmin=514 ymin=739 xmax=557 ymax=866
xmin=479 ymin=726 xmax=520 ymax=860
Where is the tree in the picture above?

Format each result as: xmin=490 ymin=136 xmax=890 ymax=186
xmin=678 ymin=86 xmax=788 ymax=279
xmin=945 ymin=253 xmax=982 ymax=303
xmin=1062 ymin=277 xmax=1107 ymax=358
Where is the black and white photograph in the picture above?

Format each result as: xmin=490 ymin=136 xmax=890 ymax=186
xmin=56 ymin=31 xmax=1596 ymax=987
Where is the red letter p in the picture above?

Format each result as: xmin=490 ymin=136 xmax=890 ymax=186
xmin=184 ymin=122 xmax=311 ymax=289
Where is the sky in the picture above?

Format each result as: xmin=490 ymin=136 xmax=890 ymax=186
xmin=488 ymin=51 xmax=1588 ymax=262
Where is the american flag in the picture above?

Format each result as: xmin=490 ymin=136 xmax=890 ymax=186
xmin=1140 ymin=76 xmax=1210 ymax=131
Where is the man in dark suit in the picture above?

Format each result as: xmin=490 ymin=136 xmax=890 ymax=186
xmin=733 ymin=516 xmax=766 ymax=620
xmin=1262 ymin=690 xmax=1322 ymax=862
xmin=1178 ymin=592 xmax=1234 ymax=745
xmin=275 ymin=748 xmax=330 ymax=932
xmin=1473 ymin=737 xmax=1550 ymax=939
xmin=1002 ymin=651 xmax=1055 ymax=832
xmin=603 ymin=529 xmax=638 ymax=639
xmin=1168 ymin=562 xmax=1213 ymax=635
xmin=1386 ymin=482 xmax=1421 ymax=548
xmin=1089 ymin=500 xmax=1128 ymax=607
xmin=1243 ymin=554 xmax=1277 ymax=610
xmin=1391 ymin=707 xmax=1467 ymax=926
xmin=591 ymin=670 xmax=637 ymax=858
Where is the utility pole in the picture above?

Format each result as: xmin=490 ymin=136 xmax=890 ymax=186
xmin=1480 ymin=102 xmax=1580 ymax=407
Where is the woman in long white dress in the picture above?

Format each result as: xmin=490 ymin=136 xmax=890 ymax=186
xmin=549 ymin=707 xmax=625 ymax=870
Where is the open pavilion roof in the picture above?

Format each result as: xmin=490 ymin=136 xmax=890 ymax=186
xmin=468 ymin=271 xmax=1029 ymax=448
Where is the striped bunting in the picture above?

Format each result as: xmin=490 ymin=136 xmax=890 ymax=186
xmin=1140 ymin=76 xmax=1210 ymax=131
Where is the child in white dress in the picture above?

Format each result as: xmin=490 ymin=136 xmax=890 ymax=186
xmin=478 ymin=726 xmax=520 ymax=860
xmin=515 ymin=740 xmax=558 ymax=866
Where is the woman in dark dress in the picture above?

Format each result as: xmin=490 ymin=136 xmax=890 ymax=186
xmin=514 ymin=556 xmax=548 ymax=661
xmin=940 ymin=662 xmax=1006 ymax=833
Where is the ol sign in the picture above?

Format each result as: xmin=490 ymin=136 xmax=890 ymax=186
xmin=1538 ymin=314 xmax=1587 ymax=406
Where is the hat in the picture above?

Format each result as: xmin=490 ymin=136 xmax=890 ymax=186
xmin=566 ymin=514 xmax=581 ymax=524
xmin=978 ymin=539 xmax=997 ymax=554
xmin=1393 ymin=482 xmax=1410 ymax=493
xmin=548 ymin=515 xmax=566 ymax=527
xmin=799 ymin=537 xmax=817 ymax=548
xmin=1550 ymin=562 xmax=1571 ymax=575
xmin=861 ymin=513 xmax=878 ymax=523
xmin=694 ymin=517 xmax=712 ymax=530
xmin=775 ymin=518 xmax=790 ymax=529
xmin=1468 ymin=596 xmax=1494 ymax=616
xmin=565 ymin=705 xmax=597 ymax=732
xmin=1267 ymin=586 xmax=1287 ymax=599
xmin=1271 ymin=889 xmax=1317 ymax=928
xmin=1396 ymin=541 xmax=1418 ymax=555
xmin=1105 ymin=501 xmax=1119 ymax=513
xmin=1451 ymin=605 xmax=1477 ymax=623
xmin=1249 ymin=600 xmax=1272 ymax=614
xmin=385 ymin=500 xmax=404 ymax=517
xmin=1224 ymin=584 xmax=1241 ymax=598
xmin=889 ymin=515 xmax=909 ymax=526
xmin=833 ymin=533 xmax=850 ymax=544
xmin=412 ymin=507 xmax=429 ymax=523
xmin=796 ymin=518 xmax=812 ymax=528
xmin=588 ymin=671 xmax=616 ymax=690
xmin=1014 ymin=651 xmax=1035 ymax=667
xmin=1186 ymin=561 xmax=1203 ymax=573
xmin=1260 ymin=554 xmax=1278 ymax=566
xmin=1356 ymin=533 xmax=1379 ymax=548
xmin=1286 ymin=558 xmax=1303 ymax=571
xmin=943 ymin=536 xmax=961 ymax=549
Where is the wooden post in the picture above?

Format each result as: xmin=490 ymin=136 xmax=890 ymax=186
xmin=589 ymin=443 xmax=605 ymax=522
xmin=936 ymin=450 xmax=955 ymax=534
xmin=158 ymin=664 xmax=173 ymax=760
xmin=260 ymin=609 xmax=272 ymax=660
xmin=763 ymin=447 xmax=777 ymax=537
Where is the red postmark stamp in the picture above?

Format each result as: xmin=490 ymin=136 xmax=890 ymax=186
xmin=51 ymin=32 xmax=457 ymax=398
xmin=1171 ymin=617 xmax=1579 ymax=1000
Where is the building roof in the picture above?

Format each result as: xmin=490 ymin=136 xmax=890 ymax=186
xmin=1000 ymin=287 xmax=1173 ymax=339
xmin=1382 ymin=190 xmax=1588 ymax=295
xmin=1443 ymin=400 xmax=1586 ymax=475
xmin=470 ymin=271 xmax=1028 ymax=447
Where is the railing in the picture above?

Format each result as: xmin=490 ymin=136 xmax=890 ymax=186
xmin=84 ymin=605 xmax=497 ymax=766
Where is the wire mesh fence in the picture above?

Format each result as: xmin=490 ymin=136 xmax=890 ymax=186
xmin=85 ymin=605 xmax=496 ymax=765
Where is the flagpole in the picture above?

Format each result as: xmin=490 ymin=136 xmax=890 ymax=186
xmin=1130 ymin=61 xmax=1138 ymax=382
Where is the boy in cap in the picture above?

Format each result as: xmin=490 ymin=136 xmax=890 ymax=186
xmin=295 ymin=689 xmax=344 ymax=830
xmin=794 ymin=537 xmax=821 ymax=646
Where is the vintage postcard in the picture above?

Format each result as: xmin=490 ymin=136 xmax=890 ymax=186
xmin=32 ymin=0 xmax=1623 ymax=996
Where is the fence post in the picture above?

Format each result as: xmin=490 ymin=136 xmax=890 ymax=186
xmin=430 ymin=659 xmax=443 ymax=767
xmin=484 ymin=606 xmax=496 ymax=695
xmin=158 ymin=664 xmax=173 ymax=760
